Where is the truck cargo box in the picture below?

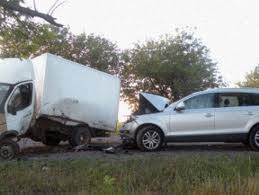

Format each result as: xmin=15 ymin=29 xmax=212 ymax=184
xmin=0 ymin=59 xmax=33 ymax=84
xmin=32 ymin=53 xmax=120 ymax=131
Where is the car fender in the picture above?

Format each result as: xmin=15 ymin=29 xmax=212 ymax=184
xmin=245 ymin=115 xmax=259 ymax=133
xmin=135 ymin=114 xmax=169 ymax=136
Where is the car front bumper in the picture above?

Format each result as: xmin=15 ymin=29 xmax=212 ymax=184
xmin=120 ymin=120 xmax=138 ymax=144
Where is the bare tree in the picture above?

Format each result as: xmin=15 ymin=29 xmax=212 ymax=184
xmin=0 ymin=0 xmax=63 ymax=27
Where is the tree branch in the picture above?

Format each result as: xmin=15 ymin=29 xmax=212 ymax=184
xmin=0 ymin=0 xmax=63 ymax=27
xmin=49 ymin=1 xmax=65 ymax=16
xmin=148 ymin=77 xmax=167 ymax=96
xmin=33 ymin=0 xmax=37 ymax=11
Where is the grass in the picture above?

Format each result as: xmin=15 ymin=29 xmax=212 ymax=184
xmin=0 ymin=154 xmax=259 ymax=194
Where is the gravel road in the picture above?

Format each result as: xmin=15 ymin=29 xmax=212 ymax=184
xmin=16 ymin=136 xmax=259 ymax=161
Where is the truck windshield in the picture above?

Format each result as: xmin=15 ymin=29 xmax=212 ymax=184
xmin=0 ymin=84 xmax=11 ymax=106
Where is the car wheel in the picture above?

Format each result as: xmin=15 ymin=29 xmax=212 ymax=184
xmin=136 ymin=126 xmax=163 ymax=151
xmin=43 ymin=137 xmax=61 ymax=146
xmin=69 ymin=127 xmax=91 ymax=147
xmin=0 ymin=139 xmax=19 ymax=160
xmin=249 ymin=126 xmax=259 ymax=151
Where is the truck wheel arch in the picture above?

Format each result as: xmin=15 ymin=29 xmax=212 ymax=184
xmin=75 ymin=124 xmax=94 ymax=136
xmin=0 ymin=130 xmax=19 ymax=140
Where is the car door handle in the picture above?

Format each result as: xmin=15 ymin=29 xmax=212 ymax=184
xmin=247 ymin=111 xmax=254 ymax=116
xmin=205 ymin=113 xmax=214 ymax=118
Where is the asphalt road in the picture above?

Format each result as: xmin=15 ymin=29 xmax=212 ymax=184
xmin=17 ymin=136 xmax=259 ymax=161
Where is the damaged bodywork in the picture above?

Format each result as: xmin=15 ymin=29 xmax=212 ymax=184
xmin=32 ymin=53 xmax=120 ymax=132
xmin=120 ymin=92 xmax=171 ymax=145
xmin=0 ymin=59 xmax=34 ymax=159
xmin=137 ymin=93 xmax=170 ymax=115
xmin=0 ymin=53 xmax=121 ymax=159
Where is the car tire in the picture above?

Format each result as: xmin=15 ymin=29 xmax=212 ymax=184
xmin=0 ymin=139 xmax=19 ymax=160
xmin=69 ymin=127 xmax=91 ymax=147
xmin=136 ymin=126 xmax=163 ymax=151
xmin=43 ymin=137 xmax=61 ymax=146
xmin=249 ymin=126 xmax=259 ymax=151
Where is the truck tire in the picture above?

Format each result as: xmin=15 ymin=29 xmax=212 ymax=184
xmin=0 ymin=139 xmax=19 ymax=160
xmin=136 ymin=125 xmax=163 ymax=151
xmin=69 ymin=127 xmax=91 ymax=147
xmin=43 ymin=137 xmax=61 ymax=146
xmin=249 ymin=126 xmax=259 ymax=151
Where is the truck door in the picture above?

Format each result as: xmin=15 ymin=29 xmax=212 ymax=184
xmin=5 ymin=82 xmax=34 ymax=135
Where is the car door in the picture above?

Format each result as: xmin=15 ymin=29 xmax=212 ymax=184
xmin=169 ymin=93 xmax=216 ymax=136
xmin=5 ymin=82 xmax=34 ymax=135
xmin=214 ymin=92 xmax=253 ymax=134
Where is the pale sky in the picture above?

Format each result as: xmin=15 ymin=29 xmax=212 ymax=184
xmin=25 ymin=0 xmax=259 ymax=119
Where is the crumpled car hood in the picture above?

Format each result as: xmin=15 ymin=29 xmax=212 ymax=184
xmin=137 ymin=93 xmax=170 ymax=115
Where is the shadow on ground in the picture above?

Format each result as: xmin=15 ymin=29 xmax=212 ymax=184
xmin=17 ymin=138 xmax=258 ymax=161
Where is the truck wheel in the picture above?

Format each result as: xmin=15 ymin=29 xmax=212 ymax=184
xmin=249 ymin=126 xmax=259 ymax=151
xmin=43 ymin=137 xmax=61 ymax=146
xmin=0 ymin=139 xmax=19 ymax=160
xmin=69 ymin=127 xmax=91 ymax=147
xmin=136 ymin=126 xmax=163 ymax=151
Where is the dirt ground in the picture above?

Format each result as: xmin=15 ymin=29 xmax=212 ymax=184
xmin=16 ymin=136 xmax=259 ymax=161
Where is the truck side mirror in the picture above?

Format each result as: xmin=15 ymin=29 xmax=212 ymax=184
xmin=8 ymin=105 xmax=17 ymax=115
xmin=175 ymin=102 xmax=185 ymax=112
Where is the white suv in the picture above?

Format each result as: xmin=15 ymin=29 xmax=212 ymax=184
xmin=120 ymin=89 xmax=259 ymax=151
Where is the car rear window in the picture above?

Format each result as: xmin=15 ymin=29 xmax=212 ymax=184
xmin=217 ymin=93 xmax=252 ymax=107
xmin=251 ymin=93 xmax=259 ymax=106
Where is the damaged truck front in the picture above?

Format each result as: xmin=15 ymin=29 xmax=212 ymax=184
xmin=0 ymin=53 xmax=120 ymax=159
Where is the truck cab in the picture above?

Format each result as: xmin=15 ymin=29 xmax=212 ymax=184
xmin=0 ymin=59 xmax=35 ymax=159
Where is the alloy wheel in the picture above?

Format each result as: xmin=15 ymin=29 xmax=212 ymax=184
xmin=142 ymin=130 xmax=161 ymax=150
xmin=255 ymin=131 xmax=259 ymax=147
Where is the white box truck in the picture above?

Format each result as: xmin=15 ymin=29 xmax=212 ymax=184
xmin=0 ymin=53 xmax=120 ymax=159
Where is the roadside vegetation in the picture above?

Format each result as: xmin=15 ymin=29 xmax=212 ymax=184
xmin=0 ymin=154 xmax=258 ymax=194
xmin=1 ymin=2 xmax=259 ymax=195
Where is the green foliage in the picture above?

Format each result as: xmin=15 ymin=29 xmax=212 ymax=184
xmin=0 ymin=22 xmax=58 ymax=58
xmin=121 ymin=29 xmax=224 ymax=108
xmin=237 ymin=65 xmax=259 ymax=87
xmin=0 ymin=155 xmax=258 ymax=194
xmin=0 ymin=24 xmax=225 ymax=106
xmin=0 ymin=23 xmax=119 ymax=73
xmin=69 ymin=33 xmax=119 ymax=73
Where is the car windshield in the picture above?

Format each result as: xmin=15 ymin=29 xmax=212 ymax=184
xmin=0 ymin=83 xmax=11 ymax=106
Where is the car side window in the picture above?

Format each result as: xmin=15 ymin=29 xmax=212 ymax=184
xmin=217 ymin=93 xmax=252 ymax=107
xmin=184 ymin=93 xmax=215 ymax=110
xmin=251 ymin=93 xmax=259 ymax=106
xmin=8 ymin=83 xmax=32 ymax=112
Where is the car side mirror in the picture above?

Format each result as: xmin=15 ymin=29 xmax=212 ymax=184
xmin=175 ymin=102 xmax=185 ymax=112
xmin=8 ymin=105 xmax=17 ymax=115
